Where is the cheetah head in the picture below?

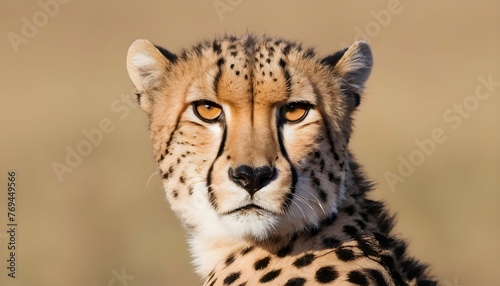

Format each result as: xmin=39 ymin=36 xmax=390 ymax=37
xmin=126 ymin=35 xmax=372 ymax=243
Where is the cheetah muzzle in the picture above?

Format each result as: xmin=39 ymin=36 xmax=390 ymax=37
xmin=126 ymin=34 xmax=437 ymax=286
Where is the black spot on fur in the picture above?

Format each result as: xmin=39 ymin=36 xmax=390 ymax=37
xmin=259 ymin=269 xmax=281 ymax=283
xmin=394 ymin=242 xmax=407 ymax=259
xmin=212 ymin=41 xmax=222 ymax=54
xmin=323 ymin=237 xmax=340 ymax=248
xmin=276 ymin=244 xmax=293 ymax=257
xmin=293 ymin=253 xmax=315 ymax=268
xmin=304 ymin=48 xmax=315 ymax=58
xmin=344 ymin=205 xmax=355 ymax=215
xmin=374 ymin=232 xmax=397 ymax=249
xmin=354 ymin=93 xmax=361 ymax=107
xmin=179 ymin=50 xmax=188 ymax=61
xmin=135 ymin=92 xmax=141 ymax=104
xmin=401 ymin=258 xmax=428 ymax=282
xmin=223 ymin=272 xmax=240 ymax=285
xmin=241 ymin=246 xmax=254 ymax=255
xmin=308 ymin=227 xmax=320 ymax=236
xmin=207 ymin=190 xmax=217 ymax=210
xmin=192 ymin=43 xmax=203 ymax=56
xmin=315 ymin=266 xmax=338 ymax=284
xmin=381 ymin=255 xmax=395 ymax=269
xmin=206 ymin=271 xmax=215 ymax=283
xmin=343 ymin=225 xmax=359 ymax=237
xmin=355 ymin=219 xmax=367 ymax=229
xmin=283 ymin=44 xmax=292 ymax=55
xmin=367 ymin=269 xmax=389 ymax=286
xmin=334 ymin=152 xmax=340 ymax=160
xmin=311 ymin=176 xmax=320 ymax=186
xmin=319 ymin=189 xmax=327 ymax=201
xmin=217 ymin=57 xmax=225 ymax=67
xmin=284 ymin=277 xmax=306 ymax=286
xmin=347 ymin=270 xmax=369 ymax=286
xmin=279 ymin=58 xmax=286 ymax=68
xmin=335 ymin=247 xmax=356 ymax=262
xmin=356 ymin=238 xmax=378 ymax=257
xmin=320 ymin=213 xmax=337 ymax=227
xmin=328 ymin=172 xmax=335 ymax=182
xmin=254 ymin=256 xmax=271 ymax=270
xmin=225 ymin=254 xmax=235 ymax=266
xmin=365 ymin=200 xmax=395 ymax=235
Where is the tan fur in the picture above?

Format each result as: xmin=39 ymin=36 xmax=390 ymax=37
xmin=127 ymin=34 xmax=436 ymax=286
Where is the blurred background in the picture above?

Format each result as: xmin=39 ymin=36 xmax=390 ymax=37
xmin=1 ymin=1 xmax=499 ymax=285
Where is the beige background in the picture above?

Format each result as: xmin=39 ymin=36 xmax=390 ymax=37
xmin=1 ymin=1 xmax=499 ymax=285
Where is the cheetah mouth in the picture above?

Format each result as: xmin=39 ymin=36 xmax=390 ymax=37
xmin=224 ymin=204 xmax=269 ymax=215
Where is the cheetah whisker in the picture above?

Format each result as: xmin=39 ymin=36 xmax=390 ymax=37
xmin=289 ymin=194 xmax=307 ymax=220
xmin=291 ymin=193 xmax=316 ymax=213
xmin=295 ymin=186 xmax=326 ymax=215
xmin=145 ymin=169 xmax=160 ymax=187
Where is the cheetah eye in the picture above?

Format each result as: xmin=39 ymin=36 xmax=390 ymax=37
xmin=193 ymin=100 xmax=223 ymax=122
xmin=281 ymin=102 xmax=310 ymax=123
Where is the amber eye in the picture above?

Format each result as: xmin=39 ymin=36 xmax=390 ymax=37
xmin=193 ymin=100 xmax=223 ymax=122
xmin=281 ymin=102 xmax=310 ymax=123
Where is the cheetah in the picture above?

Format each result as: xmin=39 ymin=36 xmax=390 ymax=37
xmin=126 ymin=34 xmax=437 ymax=286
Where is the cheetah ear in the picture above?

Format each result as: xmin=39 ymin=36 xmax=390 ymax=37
xmin=321 ymin=41 xmax=373 ymax=108
xmin=126 ymin=39 xmax=177 ymax=113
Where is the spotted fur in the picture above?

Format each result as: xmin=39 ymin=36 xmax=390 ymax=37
xmin=126 ymin=34 xmax=436 ymax=285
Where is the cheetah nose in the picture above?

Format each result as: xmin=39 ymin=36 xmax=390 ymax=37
xmin=229 ymin=165 xmax=275 ymax=196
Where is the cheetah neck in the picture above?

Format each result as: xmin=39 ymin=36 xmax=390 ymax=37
xmin=190 ymin=160 xmax=377 ymax=279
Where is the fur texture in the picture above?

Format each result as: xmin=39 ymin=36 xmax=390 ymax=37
xmin=127 ymin=34 xmax=436 ymax=285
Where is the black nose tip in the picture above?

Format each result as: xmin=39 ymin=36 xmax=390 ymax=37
xmin=229 ymin=165 xmax=275 ymax=195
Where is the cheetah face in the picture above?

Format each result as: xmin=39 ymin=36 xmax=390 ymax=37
xmin=127 ymin=35 xmax=372 ymax=241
